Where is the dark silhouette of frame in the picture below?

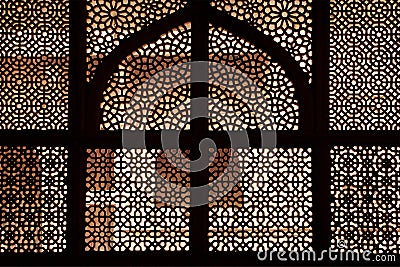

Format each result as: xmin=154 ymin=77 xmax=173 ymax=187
xmin=0 ymin=0 xmax=398 ymax=266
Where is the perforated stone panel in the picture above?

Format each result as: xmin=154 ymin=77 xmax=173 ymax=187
xmin=331 ymin=146 xmax=400 ymax=254
xmin=330 ymin=0 xmax=400 ymax=130
xmin=209 ymin=26 xmax=299 ymax=131
xmin=87 ymin=0 xmax=188 ymax=81
xmin=209 ymin=148 xmax=312 ymax=252
xmin=85 ymin=149 xmax=190 ymax=251
xmin=101 ymin=23 xmax=191 ymax=131
xmin=210 ymin=0 xmax=312 ymax=81
xmin=0 ymin=0 xmax=69 ymax=129
xmin=0 ymin=147 xmax=68 ymax=252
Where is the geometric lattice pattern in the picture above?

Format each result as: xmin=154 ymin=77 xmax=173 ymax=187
xmin=0 ymin=147 xmax=68 ymax=252
xmin=331 ymin=146 xmax=400 ymax=254
xmin=86 ymin=0 xmax=187 ymax=81
xmin=210 ymin=0 xmax=312 ymax=81
xmin=209 ymin=26 xmax=299 ymax=131
xmin=146 ymin=85 xmax=190 ymax=131
xmin=209 ymin=148 xmax=312 ymax=251
xmin=209 ymin=149 xmax=243 ymax=210
xmin=330 ymin=1 xmax=400 ymax=130
xmin=0 ymin=0 xmax=69 ymax=129
xmin=85 ymin=149 xmax=190 ymax=251
xmin=209 ymin=85 xmax=263 ymax=131
xmin=101 ymin=23 xmax=191 ymax=130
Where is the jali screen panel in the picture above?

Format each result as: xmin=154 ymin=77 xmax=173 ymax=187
xmin=0 ymin=147 xmax=68 ymax=252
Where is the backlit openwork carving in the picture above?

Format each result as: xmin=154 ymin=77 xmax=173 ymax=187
xmin=0 ymin=0 xmax=69 ymax=129
xmin=87 ymin=0 xmax=188 ymax=81
xmin=210 ymin=0 xmax=312 ymax=81
xmin=85 ymin=149 xmax=190 ymax=251
xmin=209 ymin=149 xmax=243 ymax=209
xmin=94 ymin=0 xmax=313 ymax=254
xmin=331 ymin=146 xmax=400 ymax=254
xmin=209 ymin=26 xmax=299 ymax=131
xmin=101 ymin=23 xmax=191 ymax=130
xmin=0 ymin=147 xmax=68 ymax=252
xmin=330 ymin=0 xmax=400 ymax=130
xmin=209 ymin=148 xmax=312 ymax=251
